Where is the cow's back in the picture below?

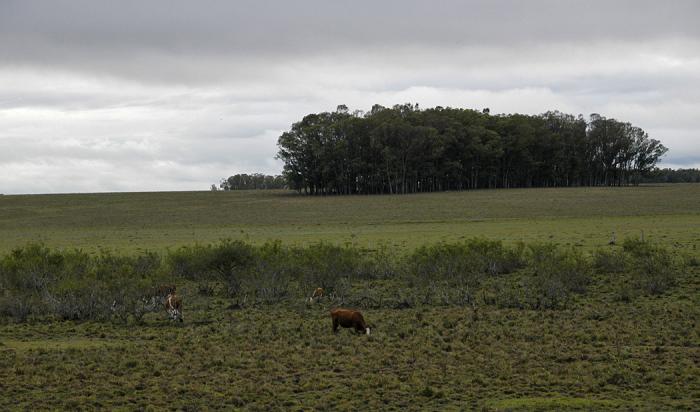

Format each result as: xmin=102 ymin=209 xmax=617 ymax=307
xmin=331 ymin=308 xmax=365 ymax=328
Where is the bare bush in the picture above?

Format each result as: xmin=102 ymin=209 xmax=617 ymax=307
xmin=247 ymin=263 xmax=290 ymax=305
xmin=0 ymin=295 xmax=34 ymax=322
xmin=196 ymin=281 xmax=216 ymax=296
xmin=593 ymin=248 xmax=628 ymax=273
xmin=50 ymin=288 xmax=111 ymax=321
xmin=524 ymin=244 xmax=592 ymax=309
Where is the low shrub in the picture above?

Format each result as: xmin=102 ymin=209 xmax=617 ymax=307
xmin=0 ymin=243 xmax=66 ymax=293
xmin=0 ymin=243 xmax=171 ymax=322
xmin=524 ymin=244 xmax=592 ymax=309
xmin=482 ymin=277 xmax=527 ymax=309
xmin=245 ymin=262 xmax=291 ymax=305
xmin=168 ymin=239 xmax=256 ymax=281
xmin=1 ymin=238 xmax=687 ymax=322
xmin=0 ymin=295 xmax=36 ymax=322
xmin=290 ymin=242 xmax=366 ymax=293
xmin=632 ymin=252 xmax=678 ymax=295
xmin=623 ymin=239 xmax=682 ymax=295
xmin=593 ymin=248 xmax=628 ymax=273
xmin=405 ymin=239 xmax=525 ymax=305
xmin=406 ymin=239 xmax=525 ymax=292
xmin=196 ymin=281 xmax=216 ymax=296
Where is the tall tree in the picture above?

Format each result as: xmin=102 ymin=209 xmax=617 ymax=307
xmin=276 ymin=105 xmax=668 ymax=195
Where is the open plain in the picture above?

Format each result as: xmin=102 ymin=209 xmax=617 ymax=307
xmin=0 ymin=185 xmax=698 ymax=410
xmin=1 ymin=184 xmax=699 ymax=253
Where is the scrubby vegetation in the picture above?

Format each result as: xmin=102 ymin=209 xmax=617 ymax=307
xmin=0 ymin=238 xmax=697 ymax=410
xmin=0 ymin=244 xmax=166 ymax=323
xmin=0 ymin=238 xmax=690 ymax=324
xmin=1 ymin=185 xmax=698 ymax=410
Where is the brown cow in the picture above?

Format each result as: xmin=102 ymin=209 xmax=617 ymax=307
xmin=165 ymin=293 xmax=183 ymax=322
xmin=330 ymin=308 xmax=370 ymax=335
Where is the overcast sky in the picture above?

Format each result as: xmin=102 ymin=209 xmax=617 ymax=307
xmin=1 ymin=0 xmax=698 ymax=194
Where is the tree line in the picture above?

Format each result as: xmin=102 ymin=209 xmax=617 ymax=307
xmin=276 ymin=104 xmax=668 ymax=195
xmin=211 ymin=166 xmax=696 ymax=191
xmin=641 ymin=168 xmax=700 ymax=183
xmin=215 ymin=173 xmax=286 ymax=191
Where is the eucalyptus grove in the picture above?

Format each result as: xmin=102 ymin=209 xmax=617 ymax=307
xmin=277 ymin=104 xmax=667 ymax=194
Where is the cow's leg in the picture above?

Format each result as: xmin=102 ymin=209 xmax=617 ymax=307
xmin=332 ymin=317 xmax=339 ymax=333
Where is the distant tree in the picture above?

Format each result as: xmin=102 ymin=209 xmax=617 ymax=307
xmin=641 ymin=168 xmax=700 ymax=183
xmin=276 ymin=104 xmax=670 ymax=195
xmin=217 ymin=174 xmax=287 ymax=190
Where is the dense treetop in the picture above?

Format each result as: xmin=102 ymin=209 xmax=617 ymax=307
xmin=276 ymin=104 xmax=668 ymax=195
xmin=216 ymin=173 xmax=286 ymax=191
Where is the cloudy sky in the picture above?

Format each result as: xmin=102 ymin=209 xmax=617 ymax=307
xmin=1 ymin=0 xmax=698 ymax=194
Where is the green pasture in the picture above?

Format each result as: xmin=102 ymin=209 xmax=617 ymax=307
xmin=1 ymin=184 xmax=699 ymax=254
xmin=1 ymin=185 xmax=699 ymax=410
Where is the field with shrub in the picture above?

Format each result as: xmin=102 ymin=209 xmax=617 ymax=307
xmin=0 ymin=185 xmax=699 ymax=410
xmin=1 ymin=184 xmax=699 ymax=253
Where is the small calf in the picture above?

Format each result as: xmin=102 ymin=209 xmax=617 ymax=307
xmin=308 ymin=287 xmax=325 ymax=303
xmin=165 ymin=293 xmax=183 ymax=322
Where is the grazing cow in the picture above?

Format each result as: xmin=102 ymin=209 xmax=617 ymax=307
xmin=308 ymin=287 xmax=325 ymax=303
xmin=330 ymin=308 xmax=370 ymax=335
xmin=165 ymin=293 xmax=184 ymax=322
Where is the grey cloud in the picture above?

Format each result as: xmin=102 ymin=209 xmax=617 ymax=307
xmin=3 ymin=1 xmax=698 ymax=48
xmin=2 ymin=1 xmax=699 ymax=83
xmin=0 ymin=1 xmax=698 ymax=193
xmin=663 ymin=155 xmax=700 ymax=166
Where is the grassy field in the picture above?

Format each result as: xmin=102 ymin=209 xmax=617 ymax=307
xmin=1 ymin=184 xmax=699 ymax=254
xmin=1 ymin=270 xmax=698 ymax=411
xmin=1 ymin=185 xmax=699 ymax=410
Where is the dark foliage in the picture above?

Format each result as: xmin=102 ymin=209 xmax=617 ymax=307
xmin=640 ymin=168 xmax=700 ymax=183
xmin=218 ymin=173 xmax=287 ymax=190
xmin=277 ymin=104 xmax=668 ymax=194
